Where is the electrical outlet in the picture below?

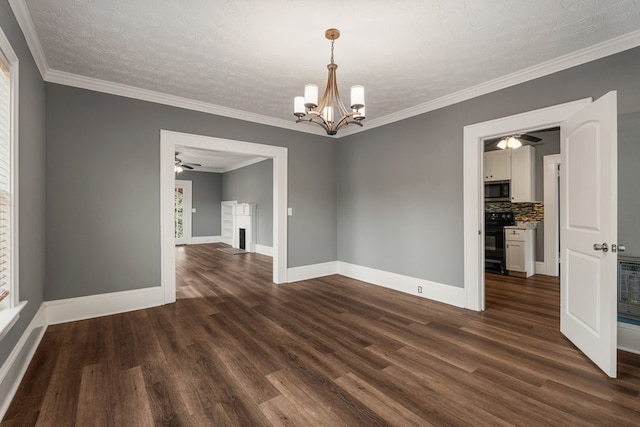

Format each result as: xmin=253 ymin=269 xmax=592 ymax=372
xmin=418 ymin=286 xmax=422 ymax=294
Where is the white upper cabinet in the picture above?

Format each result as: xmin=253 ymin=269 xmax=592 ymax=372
xmin=483 ymin=149 xmax=511 ymax=182
xmin=510 ymin=145 xmax=536 ymax=202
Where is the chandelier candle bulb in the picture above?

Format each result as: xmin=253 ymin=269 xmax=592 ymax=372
xmin=350 ymin=85 xmax=365 ymax=109
xmin=294 ymin=96 xmax=306 ymax=117
xmin=304 ymin=84 xmax=318 ymax=108
xmin=323 ymin=106 xmax=334 ymax=124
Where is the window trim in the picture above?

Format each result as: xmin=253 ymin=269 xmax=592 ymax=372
xmin=0 ymin=24 xmax=22 ymax=341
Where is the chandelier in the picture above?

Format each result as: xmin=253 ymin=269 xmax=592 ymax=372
xmin=293 ymin=28 xmax=365 ymax=135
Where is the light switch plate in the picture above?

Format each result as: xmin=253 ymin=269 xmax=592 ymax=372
xmin=287 ymin=208 xmax=293 ymax=216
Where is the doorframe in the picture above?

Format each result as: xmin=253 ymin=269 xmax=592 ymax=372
xmin=174 ymin=179 xmax=192 ymax=245
xmin=160 ymin=130 xmax=288 ymax=304
xmin=463 ymin=98 xmax=592 ymax=311
xmin=543 ymin=154 xmax=561 ymax=277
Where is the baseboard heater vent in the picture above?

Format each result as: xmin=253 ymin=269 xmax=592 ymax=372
xmin=619 ymin=256 xmax=640 ymax=321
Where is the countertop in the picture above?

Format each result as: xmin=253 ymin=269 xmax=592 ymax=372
xmin=504 ymin=221 xmax=539 ymax=230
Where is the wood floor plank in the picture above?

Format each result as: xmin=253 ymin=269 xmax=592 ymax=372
xmin=3 ymin=243 xmax=640 ymax=426
xmin=334 ymin=373 xmax=433 ymax=427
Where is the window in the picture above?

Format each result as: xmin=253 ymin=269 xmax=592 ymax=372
xmin=0 ymin=26 xmax=21 ymax=340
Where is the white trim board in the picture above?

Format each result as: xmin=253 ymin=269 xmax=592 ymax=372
xmin=287 ymin=261 xmax=338 ymax=283
xmin=9 ymin=0 xmax=640 ymax=138
xmin=161 ymin=130 xmax=288 ymax=306
xmin=44 ymin=287 xmax=163 ymax=325
xmin=190 ymin=236 xmax=223 ymax=244
xmin=463 ymin=98 xmax=592 ymax=311
xmin=337 ymin=262 xmax=466 ymax=308
xmin=543 ymin=154 xmax=561 ymax=277
xmin=0 ymin=304 xmax=47 ymax=421
xmin=618 ymin=321 xmax=640 ymax=355
xmin=256 ymin=244 xmax=273 ymax=257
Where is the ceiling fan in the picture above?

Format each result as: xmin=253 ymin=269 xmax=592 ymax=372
xmin=484 ymin=127 xmax=559 ymax=149
xmin=484 ymin=133 xmax=542 ymax=149
xmin=174 ymin=154 xmax=201 ymax=172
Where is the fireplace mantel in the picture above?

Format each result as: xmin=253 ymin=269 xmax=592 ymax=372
xmin=232 ymin=203 xmax=256 ymax=252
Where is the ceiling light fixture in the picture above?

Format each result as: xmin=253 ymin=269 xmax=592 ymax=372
xmin=293 ymin=28 xmax=365 ymax=136
xmin=497 ymin=136 xmax=522 ymax=150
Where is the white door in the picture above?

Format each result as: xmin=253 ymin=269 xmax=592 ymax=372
xmin=560 ymin=91 xmax=618 ymax=378
xmin=175 ymin=180 xmax=192 ymax=245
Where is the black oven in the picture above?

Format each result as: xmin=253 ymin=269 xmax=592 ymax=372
xmin=485 ymin=211 xmax=514 ymax=274
xmin=485 ymin=180 xmax=510 ymax=202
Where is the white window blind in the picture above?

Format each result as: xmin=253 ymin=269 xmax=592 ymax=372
xmin=0 ymin=55 xmax=11 ymax=309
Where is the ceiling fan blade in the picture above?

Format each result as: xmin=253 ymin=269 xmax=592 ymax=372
xmin=484 ymin=137 xmax=502 ymax=146
xmin=185 ymin=163 xmax=201 ymax=167
xmin=518 ymin=134 xmax=542 ymax=143
xmin=182 ymin=164 xmax=194 ymax=170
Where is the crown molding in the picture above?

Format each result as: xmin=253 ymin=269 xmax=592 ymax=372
xmin=9 ymin=0 xmax=640 ymax=139
xmin=8 ymin=0 xmax=48 ymax=78
xmin=339 ymin=29 xmax=640 ymax=137
xmin=45 ymin=69 xmax=332 ymax=137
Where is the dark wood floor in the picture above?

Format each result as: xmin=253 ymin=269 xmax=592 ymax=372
xmin=3 ymin=243 xmax=640 ymax=426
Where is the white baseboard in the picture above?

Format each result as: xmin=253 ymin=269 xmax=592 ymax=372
xmin=287 ymin=261 xmax=338 ymax=283
xmin=44 ymin=287 xmax=163 ymax=325
xmin=256 ymin=244 xmax=273 ymax=257
xmin=535 ymin=262 xmax=547 ymax=275
xmin=337 ymin=261 xmax=466 ymax=308
xmin=190 ymin=235 xmax=222 ymax=244
xmin=618 ymin=321 xmax=640 ymax=355
xmin=0 ymin=304 xmax=47 ymax=420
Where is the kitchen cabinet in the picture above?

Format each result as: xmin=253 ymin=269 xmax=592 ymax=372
xmin=505 ymin=228 xmax=535 ymax=277
xmin=510 ymin=145 xmax=535 ymax=202
xmin=483 ymin=149 xmax=511 ymax=182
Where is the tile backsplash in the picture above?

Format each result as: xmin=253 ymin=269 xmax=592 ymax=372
xmin=486 ymin=202 xmax=544 ymax=221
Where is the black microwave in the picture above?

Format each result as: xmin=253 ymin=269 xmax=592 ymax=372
xmin=485 ymin=180 xmax=510 ymax=201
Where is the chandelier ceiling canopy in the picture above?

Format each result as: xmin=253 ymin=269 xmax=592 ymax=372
xmin=293 ymin=28 xmax=365 ymax=136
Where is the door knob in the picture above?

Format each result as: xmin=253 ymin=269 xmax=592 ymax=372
xmin=612 ymin=244 xmax=626 ymax=253
xmin=593 ymin=243 xmax=608 ymax=252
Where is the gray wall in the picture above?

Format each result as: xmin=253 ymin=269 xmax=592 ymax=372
xmin=618 ymin=111 xmax=640 ymax=259
xmin=222 ymin=160 xmax=273 ymax=247
xmin=338 ymin=46 xmax=640 ymax=288
xmin=176 ymin=171 xmax=222 ymax=237
xmin=0 ymin=4 xmax=46 ymax=364
xmin=46 ymin=84 xmax=337 ymax=300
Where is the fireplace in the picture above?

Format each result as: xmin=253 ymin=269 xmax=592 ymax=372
xmin=232 ymin=203 xmax=256 ymax=252
xmin=239 ymin=228 xmax=246 ymax=250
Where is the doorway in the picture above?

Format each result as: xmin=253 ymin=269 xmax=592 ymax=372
xmin=466 ymin=94 xmax=621 ymax=378
xmin=160 ymin=130 xmax=288 ymax=305
xmin=482 ymin=128 xmax=560 ymax=278
xmin=463 ymin=98 xmax=591 ymax=310
xmin=174 ymin=180 xmax=192 ymax=245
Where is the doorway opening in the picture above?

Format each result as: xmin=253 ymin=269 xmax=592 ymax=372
xmin=464 ymin=98 xmax=591 ymax=310
xmin=160 ymin=130 xmax=288 ymax=305
xmin=482 ymin=127 xmax=560 ymax=280
xmin=174 ymin=180 xmax=192 ymax=245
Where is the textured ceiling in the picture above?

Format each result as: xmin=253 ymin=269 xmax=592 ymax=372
xmin=16 ymin=0 xmax=640 ymax=131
